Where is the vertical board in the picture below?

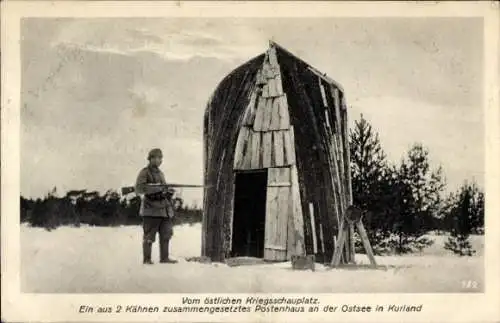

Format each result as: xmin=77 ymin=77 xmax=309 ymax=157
xmin=261 ymin=98 xmax=273 ymax=131
xmin=276 ymin=74 xmax=283 ymax=96
xmin=253 ymin=97 xmax=266 ymax=132
xmin=269 ymin=98 xmax=281 ymax=130
xmin=309 ymin=202 xmax=318 ymax=254
xmin=250 ymin=131 xmax=261 ymax=169
xmin=341 ymin=103 xmax=353 ymax=204
xmin=264 ymin=167 xmax=291 ymax=261
xmin=261 ymin=132 xmax=273 ymax=168
xmin=233 ymin=126 xmax=249 ymax=169
xmin=290 ymin=165 xmax=305 ymax=256
xmin=243 ymin=91 xmax=258 ymax=126
xmin=240 ymin=129 xmax=253 ymax=169
xmin=341 ymin=101 xmax=355 ymax=263
xmin=332 ymin=87 xmax=342 ymax=134
xmin=261 ymin=83 xmax=270 ymax=98
xmin=287 ymin=193 xmax=295 ymax=260
xmin=273 ymin=131 xmax=284 ymax=166
xmin=268 ymin=78 xmax=278 ymax=97
xmin=268 ymin=46 xmax=279 ymax=67
xmin=319 ymin=223 xmax=325 ymax=256
xmin=278 ymin=95 xmax=290 ymax=130
xmin=289 ymin=126 xmax=297 ymax=165
xmin=283 ymin=130 xmax=294 ymax=165
xmin=324 ymin=109 xmax=331 ymax=129
xmin=256 ymin=69 xmax=266 ymax=85
xmin=264 ymin=187 xmax=282 ymax=260
xmin=319 ymin=77 xmax=328 ymax=107
xmin=330 ymin=135 xmax=345 ymax=231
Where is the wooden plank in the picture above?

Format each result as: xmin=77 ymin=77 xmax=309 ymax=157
xmin=228 ymin=180 xmax=236 ymax=257
xmin=256 ymin=69 xmax=266 ymax=85
xmin=277 ymin=185 xmax=290 ymax=259
xmin=266 ymin=244 xmax=287 ymax=251
xmin=264 ymin=249 xmax=287 ymax=261
xmin=330 ymin=134 xmax=345 ymax=233
xmin=290 ymin=165 xmax=305 ymax=256
xmin=273 ymin=131 xmax=284 ymax=166
xmin=268 ymin=167 xmax=290 ymax=184
xmin=356 ymin=220 xmax=377 ymax=267
xmin=269 ymin=98 xmax=281 ymax=130
xmin=349 ymin=223 xmax=355 ymax=263
xmin=253 ymin=97 xmax=266 ymax=132
xmin=309 ymin=202 xmax=317 ymax=254
xmin=268 ymin=45 xmax=279 ymax=67
xmin=331 ymin=218 xmax=346 ymax=267
xmin=243 ymin=91 xmax=258 ymax=126
xmin=268 ymin=182 xmax=291 ymax=187
xmin=332 ymin=130 xmax=351 ymax=263
xmin=267 ymin=167 xmax=277 ymax=184
xmin=264 ymin=186 xmax=279 ymax=257
xmin=276 ymin=74 xmax=283 ymax=96
xmin=288 ymin=126 xmax=297 ymax=165
xmin=280 ymin=167 xmax=290 ymax=182
xmin=278 ymin=95 xmax=290 ymax=130
xmin=264 ymin=185 xmax=289 ymax=261
xmin=319 ymin=77 xmax=328 ymax=107
xmin=264 ymin=78 xmax=283 ymax=98
xmin=342 ymin=103 xmax=355 ymax=263
xmin=319 ymin=223 xmax=325 ymax=256
xmin=332 ymin=87 xmax=342 ymax=134
xmin=324 ymin=109 xmax=331 ymax=129
xmin=240 ymin=129 xmax=253 ymax=169
xmin=268 ymin=78 xmax=278 ymax=97
xmin=287 ymin=187 xmax=295 ymax=260
xmin=261 ymin=83 xmax=270 ymax=98
xmin=261 ymin=98 xmax=273 ymax=131
xmin=261 ymin=132 xmax=273 ymax=168
xmin=283 ymin=130 xmax=294 ymax=165
xmin=341 ymin=104 xmax=353 ymax=205
xmin=250 ymin=131 xmax=261 ymax=169
xmin=233 ymin=126 xmax=249 ymax=169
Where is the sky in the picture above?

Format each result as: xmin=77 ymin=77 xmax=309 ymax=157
xmin=21 ymin=17 xmax=484 ymax=205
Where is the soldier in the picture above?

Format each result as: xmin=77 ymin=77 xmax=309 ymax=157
xmin=135 ymin=148 xmax=177 ymax=265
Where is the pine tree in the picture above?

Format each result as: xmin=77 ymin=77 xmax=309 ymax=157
xmin=392 ymin=144 xmax=446 ymax=253
xmin=349 ymin=114 xmax=394 ymax=254
xmin=444 ymin=182 xmax=483 ymax=256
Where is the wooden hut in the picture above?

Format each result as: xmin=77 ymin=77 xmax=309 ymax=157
xmin=202 ymin=41 xmax=354 ymax=264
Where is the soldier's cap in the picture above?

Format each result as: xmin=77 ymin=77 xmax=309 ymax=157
xmin=147 ymin=148 xmax=163 ymax=160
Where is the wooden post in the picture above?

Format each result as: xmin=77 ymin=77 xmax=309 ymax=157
xmin=290 ymin=165 xmax=305 ymax=256
xmin=355 ymin=220 xmax=377 ymax=267
xmin=331 ymin=207 xmax=377 ymax=268
xmin=330 ymin=218 xmax=346 ymax=267
xmin=309 ymin=202 xmax=317 ymax=254
xmin=341 ymin=99 xmax=355 ymax=264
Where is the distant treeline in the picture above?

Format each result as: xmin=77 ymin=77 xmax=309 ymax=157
xmin=20 ymin=190 xmax=202 ymax=229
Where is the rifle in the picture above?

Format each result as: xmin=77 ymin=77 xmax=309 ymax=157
xmin=121 ymin=183 xmax=205 ymax=196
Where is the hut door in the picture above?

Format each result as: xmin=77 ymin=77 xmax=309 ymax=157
xmin=264 ymin=167 xmax=291 ymax=261
xmin=231 ymin=170 xmax=268 ymax=258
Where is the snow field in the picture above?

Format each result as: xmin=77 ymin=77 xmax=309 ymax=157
xmin=21 ymin=223 xmax=484 ymax=293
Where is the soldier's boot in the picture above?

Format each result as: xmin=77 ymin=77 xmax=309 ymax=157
xmin=143 ymin=241 xmax=154 ymax=265
xmin=160 ymin=240 xmax=177 ymax=264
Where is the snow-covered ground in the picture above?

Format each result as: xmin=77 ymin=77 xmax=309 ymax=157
xmin=21 ymin=223 xmax=484 ymax=293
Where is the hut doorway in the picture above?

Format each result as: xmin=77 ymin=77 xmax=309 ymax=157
xmin=231 ymin=170 xmax=268 ymax=258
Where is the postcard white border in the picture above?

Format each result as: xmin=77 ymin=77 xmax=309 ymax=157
xmin=2 ymin=1 xmax=499 ymax=322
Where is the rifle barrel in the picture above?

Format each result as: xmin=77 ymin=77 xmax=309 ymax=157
xmin=120 ymin=184 xmax=205 ymax=195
